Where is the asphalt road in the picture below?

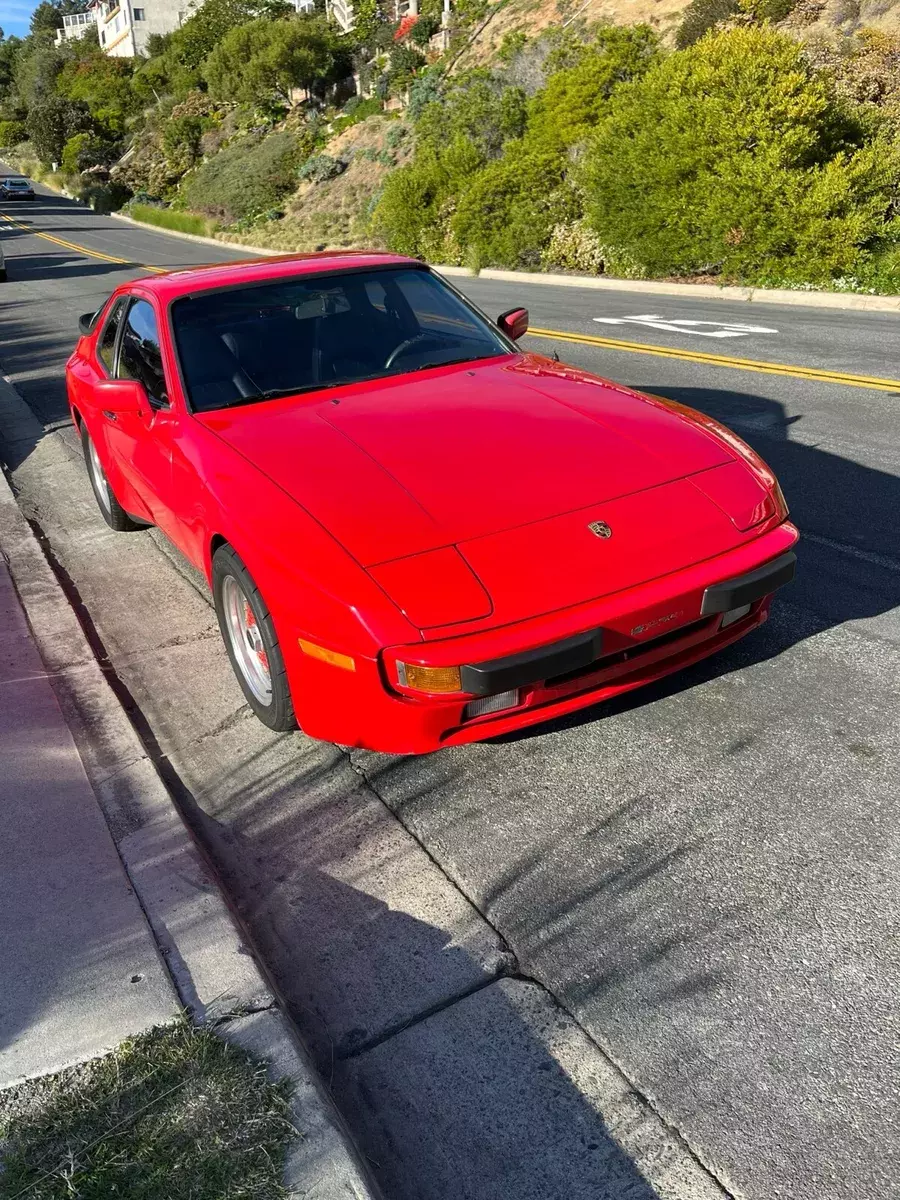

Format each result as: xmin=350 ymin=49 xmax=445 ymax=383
xmin=2 ymin=178 xmax=899 ymax=1200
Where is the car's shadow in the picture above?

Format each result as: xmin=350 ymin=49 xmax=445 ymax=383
xmin=495 ymin=381 xmax=900 ymax=743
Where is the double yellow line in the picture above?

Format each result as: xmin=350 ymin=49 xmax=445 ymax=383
xmin=0 ymin=211 xmax=168 ymax=274
xmin=527 ymin=325 xmax=900 ymax=394
xmin=3 ymin=209 xmax=900 ymax=393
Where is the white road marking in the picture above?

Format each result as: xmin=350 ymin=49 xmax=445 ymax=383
xmin=592 ymin=315 xmax=779 ymax=338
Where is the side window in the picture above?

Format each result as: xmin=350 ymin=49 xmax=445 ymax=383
xmin=98 ymin=298 xmax=125 ymax=373
xmin=117 ymin=299 xmax=168 ymax=405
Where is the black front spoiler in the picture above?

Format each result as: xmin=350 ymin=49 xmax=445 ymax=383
xmin=458 ymin=550 xmax=797 ymax=697
xmin=700 ymin=550 xmax=796 ymax=615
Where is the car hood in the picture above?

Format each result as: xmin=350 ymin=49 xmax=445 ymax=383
xmin=197 ymin=356 xmax=736 ymax=568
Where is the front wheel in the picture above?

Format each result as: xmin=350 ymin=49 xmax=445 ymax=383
xmin=81 ymin=425 xmax=144 ymax=532
xmin=212 ymin=544 xmax=297 ymax=732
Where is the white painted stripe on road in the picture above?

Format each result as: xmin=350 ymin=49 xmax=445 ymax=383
xmin=593 ymin=315 xmax=779 ymax=338
xmin=803 ymin=531 xmax=900 ymax=573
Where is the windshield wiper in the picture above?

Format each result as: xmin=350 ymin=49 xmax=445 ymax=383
xmin=409 ymin=354 xmax=499 ymax=373
xmin=223 ymin=381 xmax=345 ymax=408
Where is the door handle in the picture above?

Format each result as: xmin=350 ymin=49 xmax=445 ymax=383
xmin=102 ymin=410 xmax=118 ymax=421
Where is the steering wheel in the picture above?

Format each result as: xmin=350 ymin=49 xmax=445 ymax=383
xmin=384 ymin=333 xmax=437 ymax=371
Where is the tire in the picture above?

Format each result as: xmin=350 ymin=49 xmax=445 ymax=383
xmin=0 ymin=269 xmax=7 ymax=282
xmin=81 ymin=424 xmax=144 ymax=532
xmin=212 ymin=544 xmax=297 ymax=732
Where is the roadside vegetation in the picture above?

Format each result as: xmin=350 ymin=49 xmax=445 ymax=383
xmin=0 ymin=1020 xmax=294 ymax=1200
xmin=3 ymin=0 xmax=900 ymax=290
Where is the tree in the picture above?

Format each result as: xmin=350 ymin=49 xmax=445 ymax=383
xmin=202 ymin=16 xmax=352 ymax=105
xmin=176 ymin=0 xmax=293 ymax=69
xmin=29 ymin=1 xmax=65 ymax=36
xmin=0 ymin=33 xmax=24 ymax=102
xmin=12 ymin=41 xmax=68 ymax=107
xmin=57 ymin=49 xmax=141 ymax=135
xmin=27 ymin=92 xmax=92 ymax=163
xmin=580 ymin=27 xmax=893 ymax=283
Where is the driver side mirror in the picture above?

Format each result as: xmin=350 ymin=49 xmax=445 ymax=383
xmin=79 ymin=310 xmax=99 ymax=336
xmin=498 ymin=307 xmax=529 ymax=341
xmin=94 ymin=378 xmax=149 ymax=415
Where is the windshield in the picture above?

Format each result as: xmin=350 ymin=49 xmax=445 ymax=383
xmin=171 ymin=266 xmax=512 ymax=412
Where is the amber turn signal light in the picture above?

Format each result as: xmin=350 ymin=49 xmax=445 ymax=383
xmin=396 ymin=662 xmax=462 ymax=693
xmin=298 ymin=639 xmax=356 ymax=672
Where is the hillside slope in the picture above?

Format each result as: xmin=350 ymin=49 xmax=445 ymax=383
xmin=453 ymin=0 xmax=900 ymax=71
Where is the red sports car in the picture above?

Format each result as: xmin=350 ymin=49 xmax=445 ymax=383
xmin=66 ymin=252 xmax=798 ymax=753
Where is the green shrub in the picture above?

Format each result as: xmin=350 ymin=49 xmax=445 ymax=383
xmin=542 ymin=219 xmax=646 ymax=277
xmin=451 ymin=149 xmax=580 ymax=269
xmin=384 ymin=121 xmax=409 ymax=149
xmin=415 ymin=70 xmax=526 ymax=160
xmin=0 ymin=120 xmax=27 ymax=149
xmin=497 ymin=30 xmax=529 ymax=64
xmin=525 ymin=25 xmax=659 ymax=153
xmin=61 ymin=132 xmax=117 ymax=174
xmin=409 ymin=16 xmax=438 ymax=46
xmin=370 ymin=148 xmax=450 ymax=255
xmin=76 ymin=180 xmax=131 ymax=214
xmin=386 ymin=44 xmax=425 ymax=96
xmin=180 ymin=130 xmax=305 ymax=223
xmin=298 ymin=153 xmax=346 ymax=182
xmin=128 ymin=203 xmax=219 ymax=238
xmin=581 ymin=27 xmax=891 ymax=284
xmin=344 ymin=95 xmax=383 ymax=120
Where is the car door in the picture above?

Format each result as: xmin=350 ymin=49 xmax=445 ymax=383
xmin=105 ymin=296 xmax=191 ymax=549
xmin=113 ymin=294 xmax=214 ymax=568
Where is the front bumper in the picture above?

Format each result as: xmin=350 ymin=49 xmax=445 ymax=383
xmin=290 ymin=521 xmax=799 ymax=753
xmin=457 ymin=550 xmax=795 ymax=696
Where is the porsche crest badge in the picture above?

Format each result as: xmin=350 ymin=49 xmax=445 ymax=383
xmin=587 ymin=520 xmax=612 ymax=539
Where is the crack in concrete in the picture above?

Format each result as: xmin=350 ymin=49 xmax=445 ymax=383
xmin=345 ymin=748 xmax=737 ymax=1199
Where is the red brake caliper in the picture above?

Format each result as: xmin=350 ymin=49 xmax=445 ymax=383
xmin=245 ymin=602 xmax=269 ymax=671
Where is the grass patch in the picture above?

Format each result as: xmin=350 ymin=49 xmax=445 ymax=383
xmin=0 ymin=1020 xmax=294 ymax=1200
xmin=128 ymin=204 xmax=219 ymax=239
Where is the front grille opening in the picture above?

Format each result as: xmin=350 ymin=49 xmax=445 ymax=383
xmin=546 ymin=617 xmax=713 ymax=688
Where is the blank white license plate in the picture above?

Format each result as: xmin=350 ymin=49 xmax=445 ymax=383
xmin=721 ymin=603 xmax=752 ymax=628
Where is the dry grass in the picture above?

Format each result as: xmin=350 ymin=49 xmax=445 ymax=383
xmin=219 ymin=115 xmax=412 ymax=254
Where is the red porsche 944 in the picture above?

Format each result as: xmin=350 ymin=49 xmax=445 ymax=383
xmin=66 ymin=252 xmax=798 ymax=753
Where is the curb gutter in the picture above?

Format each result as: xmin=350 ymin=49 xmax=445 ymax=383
xmin=0 ymin=372 xmax=380 ymax=1200
xmin=434 ymin=265 xmax=900 ymax=313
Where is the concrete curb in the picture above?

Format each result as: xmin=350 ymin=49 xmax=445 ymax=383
xmin=107 ymin=209 xmax=282 ymax=258
xmin=434 ymin=265 xmax=900 ymax=313
xmin=0 ymin=374 xmax=380 ymax=1199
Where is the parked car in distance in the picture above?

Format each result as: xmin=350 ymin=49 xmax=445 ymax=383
xmin=66 ymin=252 xmax=798 ymax=753
xmin=0 ymin=176 xmax=35 ymax=201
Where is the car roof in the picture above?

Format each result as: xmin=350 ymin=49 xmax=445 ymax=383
xmin=5 ymin=178 xmax=29 ymax=183
xmin=131 ymin=250 xmax=422 ymax=301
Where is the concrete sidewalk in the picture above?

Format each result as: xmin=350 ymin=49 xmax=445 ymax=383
xmin=0 ymin=421 xmax=378 ymax=1195
xmin=0 ymin=556 xmax=176 ymax=1086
